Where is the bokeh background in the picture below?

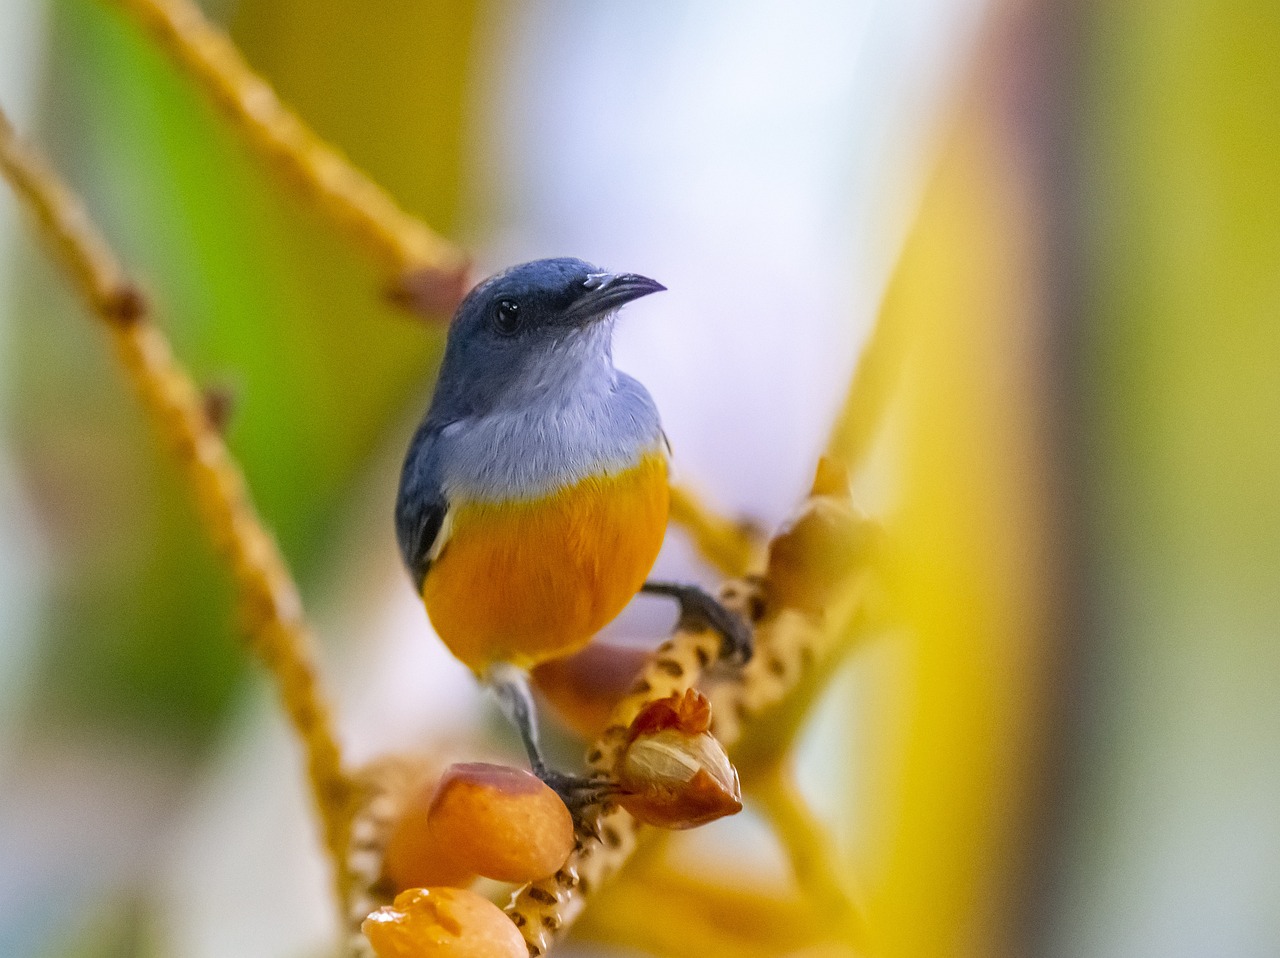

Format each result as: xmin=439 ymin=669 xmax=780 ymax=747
xmin=1 ymin=1 xmax=1277 ymax=957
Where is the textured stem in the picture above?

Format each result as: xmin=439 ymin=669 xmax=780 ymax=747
xmin=506 ymin=623 xmax=726 ymax=956
xmin=0 ymin=106 xmax=355 ymax=905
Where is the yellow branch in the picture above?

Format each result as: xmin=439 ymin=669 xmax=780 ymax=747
xmin=113 ymin=0 xmax=470 ymax=312
xmin=749 ymin=769 xmax=866 ymax=950
xmin=579 ymin=865 xmax=824 ymax=958
xmin=0 ymin=106 xmax=355 ymax=903
xmin=823 ymin=280 xmax=912 ymax=477
xmin=668 ymin=483 xmax=763 ymax=578
xmin=727 ymin=597 xmax=879 ymax=780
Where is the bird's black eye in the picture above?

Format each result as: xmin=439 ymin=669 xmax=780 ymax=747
xmin=492 ymin=299 xmax=522 ymax=335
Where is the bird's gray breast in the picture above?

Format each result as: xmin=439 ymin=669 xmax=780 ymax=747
xmin=437 ymin=372 xmax=665 ymax=503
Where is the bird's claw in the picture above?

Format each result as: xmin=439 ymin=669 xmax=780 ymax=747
xmin=534 ymin=766 xmax=616 ymax=834
xmin=642 ymin=581 xmax=754 ymax=665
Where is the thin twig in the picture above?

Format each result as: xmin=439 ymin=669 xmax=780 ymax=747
xmin=112 ymin=0 xmax=470 ymax=313
xmin=0 ymin=106 xmax=355 ymax=903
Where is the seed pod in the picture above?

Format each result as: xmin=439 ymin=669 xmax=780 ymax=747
xmin=362 ymin=887 xmax=525 ymax=958
xmin=615 ymin=689 xmax=743 ymax=829
xmin=426 ymin=763 xmax=574 ymax=883
xmin=532 ymin=641 xmax=650 ymax=740
xmin=381 ymin=774 xmax=476 ymax=892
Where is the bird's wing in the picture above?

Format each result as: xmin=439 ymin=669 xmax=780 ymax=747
xmin=395 ymin=422 xmax=451 ymax=591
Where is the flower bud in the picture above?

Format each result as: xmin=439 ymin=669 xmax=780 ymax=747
xmin=426 ymin=763 xmax=574 ymax=883
xmin=766 ymin=457 xmax=867 ymax=614
xmin=615 ymin=690 xmax=743 ymax=829
xmin=362 ymin=887 xmax=525 ymax=958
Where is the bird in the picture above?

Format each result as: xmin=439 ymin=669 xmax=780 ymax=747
xmin=395 ymin=257 xmax=751 ymax=807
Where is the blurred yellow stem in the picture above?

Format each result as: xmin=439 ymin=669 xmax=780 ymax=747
xmin=580 ymin=864 xmax=823 ymax=958
xmin=823 ymin=273 xmax=910 ymax=478
xmin=112 ymin=0 xmax=469 ymax=311
xmin=669 ymin=483 xmax=763 ymax=578
xmin=750 ymin=769 xmax=867 ymax=950
xmin=0 ymin=106 xmax=355 ymax=907
xmin=862 ymin=34 xmax=1053 ymax=958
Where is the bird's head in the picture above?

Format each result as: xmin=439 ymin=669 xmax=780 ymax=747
xmin=431 ymin=258 xmax=665 ymax=416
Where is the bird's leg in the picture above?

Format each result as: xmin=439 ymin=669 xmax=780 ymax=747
xmin=488 ymin=665 xmax=614 ymax=822
xmin=641 ymin=581 xmax=754 ymax=664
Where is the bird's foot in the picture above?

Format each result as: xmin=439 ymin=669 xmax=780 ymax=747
xmin=534 ymin=765 xmax=616 ymax=834
xmin=641 ymin=581 xmax=754 ymax=665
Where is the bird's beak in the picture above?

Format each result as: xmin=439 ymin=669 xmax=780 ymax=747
xmin=565 ymin=272 xmax=666 ymax=324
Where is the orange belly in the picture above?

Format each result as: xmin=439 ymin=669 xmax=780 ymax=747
xmin=421 ymin=453 xmax=669 ymax=673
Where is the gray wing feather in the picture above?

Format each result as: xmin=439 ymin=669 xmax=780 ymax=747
xmin=395 ymin=421 xmax=449 ymax=591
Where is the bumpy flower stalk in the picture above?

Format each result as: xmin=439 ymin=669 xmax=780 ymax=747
xmin=0 ymin=106 xmax=355 ymax=906
xmin=506 ymin=460 xmax=875 ymax=954
xmin=504 ymin=619 xmax=734 ymax=955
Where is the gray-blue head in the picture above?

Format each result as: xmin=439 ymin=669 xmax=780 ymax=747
xmin=428 ymin=258 xmax=665 ymax=419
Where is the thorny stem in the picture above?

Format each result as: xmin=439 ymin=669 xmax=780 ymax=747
xmin=0 ymin=106 xmax=356 ymax=906
xmin=112 ymin=0 xmax=470 ymax=313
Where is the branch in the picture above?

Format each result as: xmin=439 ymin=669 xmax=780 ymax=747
xmin=668 ymin=483 xmax=763 ymax=578
xmin=506 ymin=620 xmax=729 ymax=955
xmin=578 ymin=865 xmax=824 ymax=958
xmin=749 ymin=769 xmax=866 ymax=950
xmin=113 ymin=0 xmax=470 ymax=314
xmin=824 ymin=285 xmax=911 ymax=477
xmin=707 ymin=464 xmax=880 ymax=761
xmin=726 ymin=597 xmax=879 ymax=780
xmin=0 ymin=106 xmax=355 ymax=902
